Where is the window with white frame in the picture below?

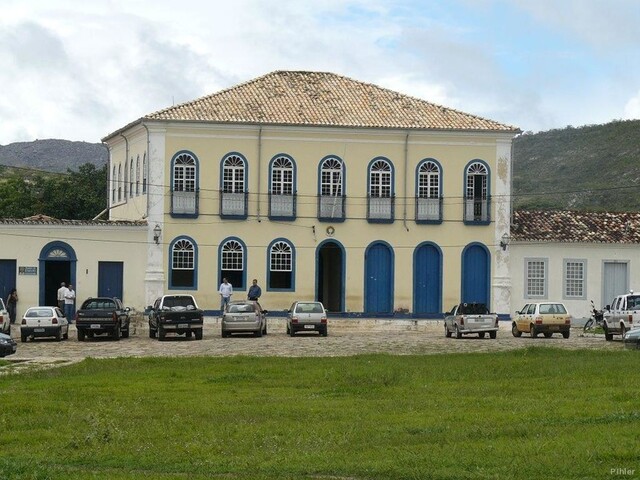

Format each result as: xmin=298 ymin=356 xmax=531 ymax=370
xmin=564 ymin=260 xmax=586 ymax=299
xmin=368 ymin=158 xmax=393 ymax=221
xmin=220 ymin=239 xmax=245 ymax=289
xmin=270 ymin=156 xmax=295 ymax=218
xmin=171 ymin=238 xmax=195 ymax=288
xmin=171 ymin=152 xmax=198 ymax=215
xmin=416 ymin=159 xmax=441 ymax=222
xmin=269 ymin=240 xmax=293 ymax=289
xmin=526 ymin=259 xmax=547 ymax=298
xmin=465 ymin=161 xmax=489 ymax=222
xmin=319 ymin=156 xmax=345 ymax=220
xmin=221 ymin=154 xmax=246 ymax=216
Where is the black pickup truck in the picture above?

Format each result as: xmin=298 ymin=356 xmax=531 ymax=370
xmin=148 ymin=295 xmax=204 ymax=340
xmin=75 ymin=297 xmax=131 ymax=341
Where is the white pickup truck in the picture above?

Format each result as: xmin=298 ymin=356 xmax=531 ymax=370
xmin=444 ymin=303 xmax=499 ymax=339
xmin=603 ymin=291 xmax=640 ymax=341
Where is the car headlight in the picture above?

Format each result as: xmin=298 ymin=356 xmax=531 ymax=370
xmin=0 ymin=339 xmax=10 ymax=345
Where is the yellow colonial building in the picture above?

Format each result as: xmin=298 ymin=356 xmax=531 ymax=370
xmin=103 ymin=71 xmax=519 ymax=316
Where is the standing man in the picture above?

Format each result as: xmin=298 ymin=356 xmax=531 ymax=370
xmin=57 ymin=282 xmax=67 ymax=311
xmin=64 ymin=284 xmax=76 ymax=323
xmin=247 ymin=279 xmax=262 ymax=301
xmin=218 ymin=278 xmax=233 ymax=312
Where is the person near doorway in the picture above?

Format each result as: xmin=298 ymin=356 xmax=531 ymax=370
xmin=64 ymin=284 xmax=76 ymax=323
xmin=6 ymin=288 xmax=18 ymax=324
xmin=57 ymin=282 xmax=67 ymax=311
xmin=218 ymin=278 xmax=233 ymax=312
xmin=247 ymin=279 xmax=262 ymax=301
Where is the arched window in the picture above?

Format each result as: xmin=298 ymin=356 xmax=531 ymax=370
xmin=142 ymin=153 xmax=147 ymax=193
xmin=136 ymin=155 xmax=140 ymax=196
xmin=171 ymin=151 xmax=198 ymax=216
xmin=416 ymin=159 xmax=442 ymax=223
xmin=170 ymin=237 xmax=197 ymax=289
xmin=318 ymin=156 xmax=345 ymax=221
xmin=269 ymin=155 xmax=296 ymax=219
xmin=367 ymin=157 xmax=394 ymax=222
xmin=117 ymin=164 xmax=122 ymax=201
xmin=220 ymin=238 xmax=246 ymax=289
xmin=129 ymin=158 xmax=134 ymax=197
xmin=111 ymin=166 xmax=117 ymax=203
xmin=268 ymin=239 xmax=294 ymax=290
xmin=124 ymin=160 xmax=128 ymax=200
xmin=220 ymin=153 xmax=247 ymax=218
xmin=464 ymin=161 xmax=490 ymax=223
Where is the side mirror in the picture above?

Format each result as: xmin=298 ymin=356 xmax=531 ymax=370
xmin=262 ymin=310 xmax=268 ymax=315
xmin=125 ymin=307 xmax=131 ymax=312
xmin=605 ymin=305 xmax=611 ymax=311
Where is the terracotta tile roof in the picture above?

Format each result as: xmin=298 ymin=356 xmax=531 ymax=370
xmin=512 ymin=210 xmax=640 ymax=244
xmin=140 ymin=71 xmax=519 ymax=133
xmin=0 ymin=215 xmax=146 ymax=227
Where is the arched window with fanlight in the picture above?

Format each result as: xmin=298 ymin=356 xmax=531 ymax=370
xmin=142 ymin=153 xmax=147 ymax=193
xmin=171 ymin=151 xmax=199 ymax=217
xmin=269 ymin=154 xmax=296 ymax=219
xmin=268 ymin=239 xmax=295 ymax=291
xmin=416 ymin=159 xmax=443 ymax=223
xmin=317 ymin=155 xmax=346 ymax=221
xmin=464 ymin=160 xmax=490 ymax=224
xmin=367 ymin=157 xmax=394 ymax=223
xmin=219 ymin=238 xmax=246 ymax=289
xmin=129 ymin=158 xmax=134 ymax=198
xmin=117 ymin=164 xmax=122 ymax=202
xmin=111 ymin=165 xmax=117 ymax=203
xmin=220 ymin=153 xmax=247 ymax=218
xmin=135 ymin=155 xmax=140 ymax=196
xmin=169 ymin=237 xmax=197 ymax=289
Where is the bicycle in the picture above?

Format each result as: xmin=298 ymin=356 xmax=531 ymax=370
xmin=583 ymin=300 xmax=604 ymax=334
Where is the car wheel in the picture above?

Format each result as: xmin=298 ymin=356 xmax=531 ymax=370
xmin=621 ymin=324 xmax=627 ymax=337
xmin=77 ymin=329 xmax=85 ymax=341
xmin=604 ymin=328 xmax=613 ymax=341
xmin=321 ymin=326 xmax=328 ymax=337
xmin=158 ymin=326 xmax=166 ymax=341
xmin=289 ymin=327 xmax=295 ymax=337
xmin=454 ymin=325 xmax=462 ymax=339
xmin=255 ymin=328 xmax=263 ymax=338
xmin=543 ymin=332 xmax=553 ymax=338
xmin=121 ymin=326 xmax=130 ymax=339
xmin=113 ymin=324 xmax=121 ymax=340
xmin=21 ymin=333 xmax=27 ymax=343
xmin=55 ymin=328 xmax=62 ymax=342
xmin=149 ymin=328 xmax=156 ymax=338
xmin=195 ymin=329 xmax=203 ymax=340
xmin=489 ymin=331 xmax=497 ymax=339
xmin=445 ymin=325 xmax=452 ymax=338
xmin=512 ymin=323 xmax=522 ymax=337
xmin=263 ymin=324 xmax=268 ymax=335
xmin=286 ymin=324 xmax=290 ymax=335
xmin=530 ymin=325 xmax=538 ymax=338
xmin=478 ymin=332 xmax=486 ymax=339
xmin=221 ymin=329 xmax=228 ymax=338
xmin=562 ymin=331 xmax=570 ymax=339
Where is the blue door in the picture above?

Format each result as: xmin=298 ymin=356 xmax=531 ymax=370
xmin=365 ymin=242 xmax=393 ymax=314
xmin=98 ymin=262 xmax=124 ymax=300
xmin=0 ymin=260 xmax=17 ymax=302
xmin=413 ymin=243 xmax=442 ymax=315
xmin=462 ymin=244 xmax=490 ymax=305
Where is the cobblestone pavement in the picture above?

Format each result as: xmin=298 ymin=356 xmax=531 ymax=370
xmin=1 ymin=316 xmax=622 ymax=374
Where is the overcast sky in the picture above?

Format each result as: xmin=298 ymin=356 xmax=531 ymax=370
xmin=1 ymin=0 xmax=639 ymax=145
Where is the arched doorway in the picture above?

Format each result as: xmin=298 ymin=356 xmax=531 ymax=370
xmin=316 ymin=240 xmax=344 ymax=312
xmin=413 ymin=242 xmax=442 ymax=315
xmin=461 ymin=243 xmax=490 ymax=305
xmin=364 ymin=242 xmax=394 ymax=315
xmin=39 ymin=241 xmax=77 ymax=307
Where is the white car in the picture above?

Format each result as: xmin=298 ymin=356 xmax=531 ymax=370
xmin=21 ymin=306 xmax=69 ymax=342
xmin=286 ymin=301 xmax=328 ymax=337
xmin=0 ymin=298 xmax=9 ymax=335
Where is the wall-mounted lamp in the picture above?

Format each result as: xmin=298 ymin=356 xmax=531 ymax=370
xmin=153 ymin=224 xmax=162 ymax=245
xmin=500 ymin=232 xmax=510 ymax=251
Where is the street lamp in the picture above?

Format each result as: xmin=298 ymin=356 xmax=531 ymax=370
xmin=153 ymin=224 xmax=162 ymax=245
xmin=500 ymin=232 xmax=510 ymax=251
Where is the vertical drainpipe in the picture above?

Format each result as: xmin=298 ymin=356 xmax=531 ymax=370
xmin=257 ymin=126 xmax=263 ymax=222
xmin=403 ymin=132 xmax=410 ymax=232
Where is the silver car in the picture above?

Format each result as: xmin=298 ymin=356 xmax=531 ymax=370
xmin=0 ymin=298 xmax=9 ymax=335
xmin=221 ymin=301 xmax=267 ymax=337
xmin=287 ymin=301 xmax=328 ymax=337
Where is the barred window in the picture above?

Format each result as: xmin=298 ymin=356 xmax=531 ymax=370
xmin=369 ymin=159 xmax=392 ymax=198
xmin=466 ymin=162 xmax=487 ymax=200
xmin=320 ymin=157 xmax=343 ymax=196
xmin=418 ymin=161 xmax=440 ymax=198
xmin=173 ymin=153 xmax=196 ymax=192
xmin=223 ymin=155 xmax=245 ymax=193
xmin=271 ymin=156 xmax=293 ymax=195
xmin=526 ymin=260 xmax=546 ymax=298
xmin=565 ymin=260 xmax=585 ymax=298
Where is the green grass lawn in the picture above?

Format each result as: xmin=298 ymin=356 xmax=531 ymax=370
xmin=1 ymin=348 xmax=639 ymax=479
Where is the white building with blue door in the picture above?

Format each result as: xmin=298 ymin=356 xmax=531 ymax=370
xmin=103 ymin=71 xmax=520 ymax=317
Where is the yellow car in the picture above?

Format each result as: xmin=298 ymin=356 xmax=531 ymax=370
xmin=512 ymin=302 xmax=572 ymax=339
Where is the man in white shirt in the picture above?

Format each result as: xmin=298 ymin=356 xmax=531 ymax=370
xmin=64 ymin=284 xmax=76 ymax=323
xmin=57 ymin=282 xmax=67 ymax=311
xmin=218 ymin=278 xmax=233 ymax=312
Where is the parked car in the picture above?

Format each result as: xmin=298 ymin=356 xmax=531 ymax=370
xmin=20 ymin=306 xmax=69 ymax=342
xmin=603 ymin=291 xmax=640 ymax=341
xmin=75 ymin=297 xmax=131 ymax=341
xmin=512 ymin=302 xmax=572 ymax=338
xmin=0 ymin=332 xmax=17 ymax=357
xmin=148 ymin=295 xmax=204 ymax=340
xmin=0 ymin=298 xmax=9 ymax=335
xmin=622 ymin=327 xmax=640 ymax=350
xmin=444 ymin=303 xmax=498 ymax=339
xmin=221 ymin=300 xmax=268 ymax=337
xmin=286 ymin=301 xmax=328 ymax=337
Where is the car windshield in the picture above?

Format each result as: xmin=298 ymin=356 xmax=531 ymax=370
xmin=627 ymin=295 xmax=640 ymax=309
xmin=539 ymin=304 xmax=567 ymax=314
xmin=459 ymin=303 xmax=489 ymax=314
xmin=82 ymin=299 xmax=116 ymax=309
xmin=228 ymin=303 xmax=255 ymax=313
xmin=163 ymin=297 xmax=196 ymax=310
xmin=26 ymin=308 xmax=54 ymax=318
xmin=295 ymin=303 xmax=324 ymax=314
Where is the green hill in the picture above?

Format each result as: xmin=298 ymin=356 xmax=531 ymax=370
xmin=512 ymin=120 xmax=640 ymax=212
